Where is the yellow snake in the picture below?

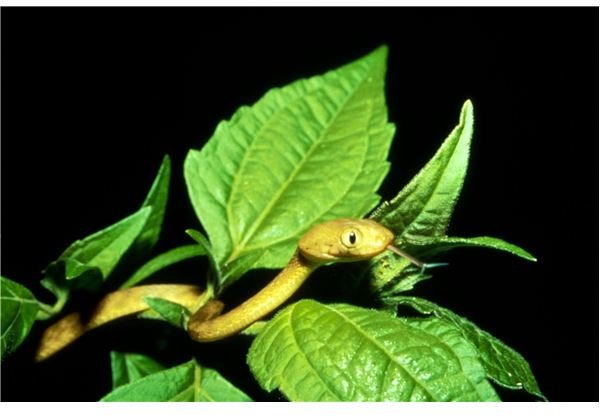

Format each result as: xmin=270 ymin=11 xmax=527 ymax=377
xmin=36 ymin=218 xmax=421 ymax=360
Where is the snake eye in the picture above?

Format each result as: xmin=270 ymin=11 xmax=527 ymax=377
xmin=341 ymin=228 xmax=360 ymax=248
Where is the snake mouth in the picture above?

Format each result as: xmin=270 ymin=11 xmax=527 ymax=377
xmin=386 ymin=245 xmax=425 ymax=268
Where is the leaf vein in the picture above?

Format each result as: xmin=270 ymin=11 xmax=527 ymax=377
xmin=288 ymin=304 xmax=342 ymax=400
xmin=226 ymin=65 xmax=380 ymax=263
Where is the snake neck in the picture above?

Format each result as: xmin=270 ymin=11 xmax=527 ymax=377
xmin=188 ymin=250 xmax=318 ymax=342
xmin=267 ymin=250 xmax=319 ymax=298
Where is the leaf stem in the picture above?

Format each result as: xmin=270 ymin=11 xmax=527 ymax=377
xmin=36 ymin=297 xmax=67 ymax=321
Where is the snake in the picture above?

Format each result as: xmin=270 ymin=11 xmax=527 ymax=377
xmin=188 ymin=218 xmax=421 ymax=341
xmin=36 ymin=218 xmax=422 ymax=359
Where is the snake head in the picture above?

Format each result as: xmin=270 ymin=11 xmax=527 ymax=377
xmin=298 ymin=218 xmax=394 ymax=264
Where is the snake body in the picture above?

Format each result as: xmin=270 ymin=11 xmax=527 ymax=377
xmin=37 ymin=218 xmax=406 ymax=358
xmin=188 ymin=250 xmax=316 ymax=342
xmin=188 ymin=218 xmax=395 ymax=341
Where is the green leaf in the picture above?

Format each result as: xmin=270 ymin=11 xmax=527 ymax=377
xmin=143 ymin=297 xmax=190 ymax=328
xmin=1 ymin=276 xmax=39 ymax=360
xmin=121 ymin=244 xmax=206 ymax=289
xmin=371 ymin=99 xmax=473 ymax=238
xmin=130 ymin=155 xmax=171 ymax=258
xmin=101 ymin=360 xmax=252 ymax=401
xmin=110 ymin=351 xmax=166 ymax=388
xmin=393 ymin=296 xmax=545 ymax=400
xmin=185 ymin=229 xmax=221 ymax=288
xmin=367 ymin=255 xmax=423 ymax=297
xmin=43 ymin=207 xmax=152 ymax=291
xmin=396 ymin=297 xmax=546 ymax=400
xmin=403 ymin=235 xmax=537 ymax=262
xmin=184 ymin=46 xmax=394 ymax=287
xmin=241 ymin=320 xmax=268 ymax=337
xmin=39 ymin=157 xmax=170 ymax=313
xmin=367 ymin=101 xmax=533 ymax=295
xmin=39 ymin=275 xmax=69 ymax=319
xmin=375 ymin=267 xmax=434 ymax=297
xmin=369 ymin=235 xmax=535 ymax=297
xmin=366 ymin=100 xmax=473 ymax=294
xmin=400 ymin=317 xmax=500 ymax=400
xmin=248 ymin=300 xmax=499 ymax=401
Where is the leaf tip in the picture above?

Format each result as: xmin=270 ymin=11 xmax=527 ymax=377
xmin=184 ymin=228 xmax=199 ymax=240
xmin=184 ymin=229 xmax=213 ymax=253
xmin=359 ymin=45 xmax=389 ymax=68
xmin=161 ymin=154 xmax=172 ymax=169
xmin=373 ymin=44 xmax=389 ymax=58
xmin=510 ymin=243 xmax=537 ymax=262
xmin=371 ymin=45 xmax=389 ymax=68
xmin=461 ymin=99 xmax=474 ymax=124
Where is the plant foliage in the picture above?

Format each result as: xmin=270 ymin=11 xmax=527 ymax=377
xmin=184 ymin=46 xmax=394 ymax=290
xmin=1 ymin=276 xmax=39 ymax=360
xmin=248 ymin=300 xmax=499 ymax=401
xmin=2 ymin=46 xmax=543 ymax=402
xmin=102 ymin=359 xmax=252 ymax=402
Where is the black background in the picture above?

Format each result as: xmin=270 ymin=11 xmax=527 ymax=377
xmin=1 ymin=7 xmax=598 ymax=402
